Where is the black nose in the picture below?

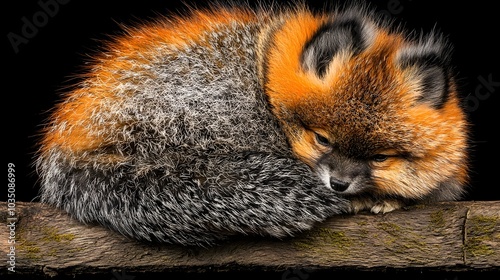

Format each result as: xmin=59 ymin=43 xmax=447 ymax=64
xmin=330 ymin=178 xmax=350 ymax=192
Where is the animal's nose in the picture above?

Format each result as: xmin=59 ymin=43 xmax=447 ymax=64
xmin=330 ymin=178 xmax=350 ymax=192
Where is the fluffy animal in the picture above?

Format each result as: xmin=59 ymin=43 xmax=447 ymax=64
xmin=36 ymin=2 xmax=469 ymax=246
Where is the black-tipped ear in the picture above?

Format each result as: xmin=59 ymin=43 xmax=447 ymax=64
xmin=301 ymin=15 xmax=372 ymax=78
xmin=396 ymin=39 xmax=452 ymax=109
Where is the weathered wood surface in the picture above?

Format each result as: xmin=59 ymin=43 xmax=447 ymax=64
xmin=1 ymin=201 xmax=499 ymax=277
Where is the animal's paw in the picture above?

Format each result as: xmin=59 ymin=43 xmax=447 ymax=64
xmin=370 ymin=200 xmax=403 ymax=214
xmin=349 ymin=198 xmax=404 ymax=214
xmin=349 ymin=198 xmax=374 ymax=214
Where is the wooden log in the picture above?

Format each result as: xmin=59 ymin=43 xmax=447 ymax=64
xmin=1 ymin=201 xmax=499 ymax=278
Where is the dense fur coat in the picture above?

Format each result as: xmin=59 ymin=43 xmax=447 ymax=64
xmin=36 ymin=2 xmax=469 ymax=246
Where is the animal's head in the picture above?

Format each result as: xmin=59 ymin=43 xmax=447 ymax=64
xmin=261 ymin=6 xmax=469 ymax=201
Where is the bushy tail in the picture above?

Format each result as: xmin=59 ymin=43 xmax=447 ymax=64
xmin=37 ymin=150 xmax=350 ymax=246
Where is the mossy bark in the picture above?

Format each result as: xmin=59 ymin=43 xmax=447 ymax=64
xmin=1 ymin=201 xmax=498 ymax=277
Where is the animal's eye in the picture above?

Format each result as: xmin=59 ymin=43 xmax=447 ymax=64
xmin=315 ymin=132 xmax=330 ymax=146
xmin=371 ymin=154 xmax=389 ymax=162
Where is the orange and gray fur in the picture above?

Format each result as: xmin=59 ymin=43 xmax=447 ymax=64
xmin=36 ymin=2 xmax=469 ymax=246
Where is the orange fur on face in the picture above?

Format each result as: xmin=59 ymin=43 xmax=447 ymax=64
xmin=265 ymin=20 xmax=410 ymax=164
xmin=262 ymin=9 xmax=468 ymax=200
xmin=292 ymin=128 xmax=332 ymax=167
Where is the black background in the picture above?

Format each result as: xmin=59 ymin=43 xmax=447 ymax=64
xmin=4 ymin=0 xmax=499 ymax=203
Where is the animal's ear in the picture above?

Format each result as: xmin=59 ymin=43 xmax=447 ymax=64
xmin=300 ymin=13 xmax=374 ymax=78
xmin=396 ymin=36 xmax=452 ymax=109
